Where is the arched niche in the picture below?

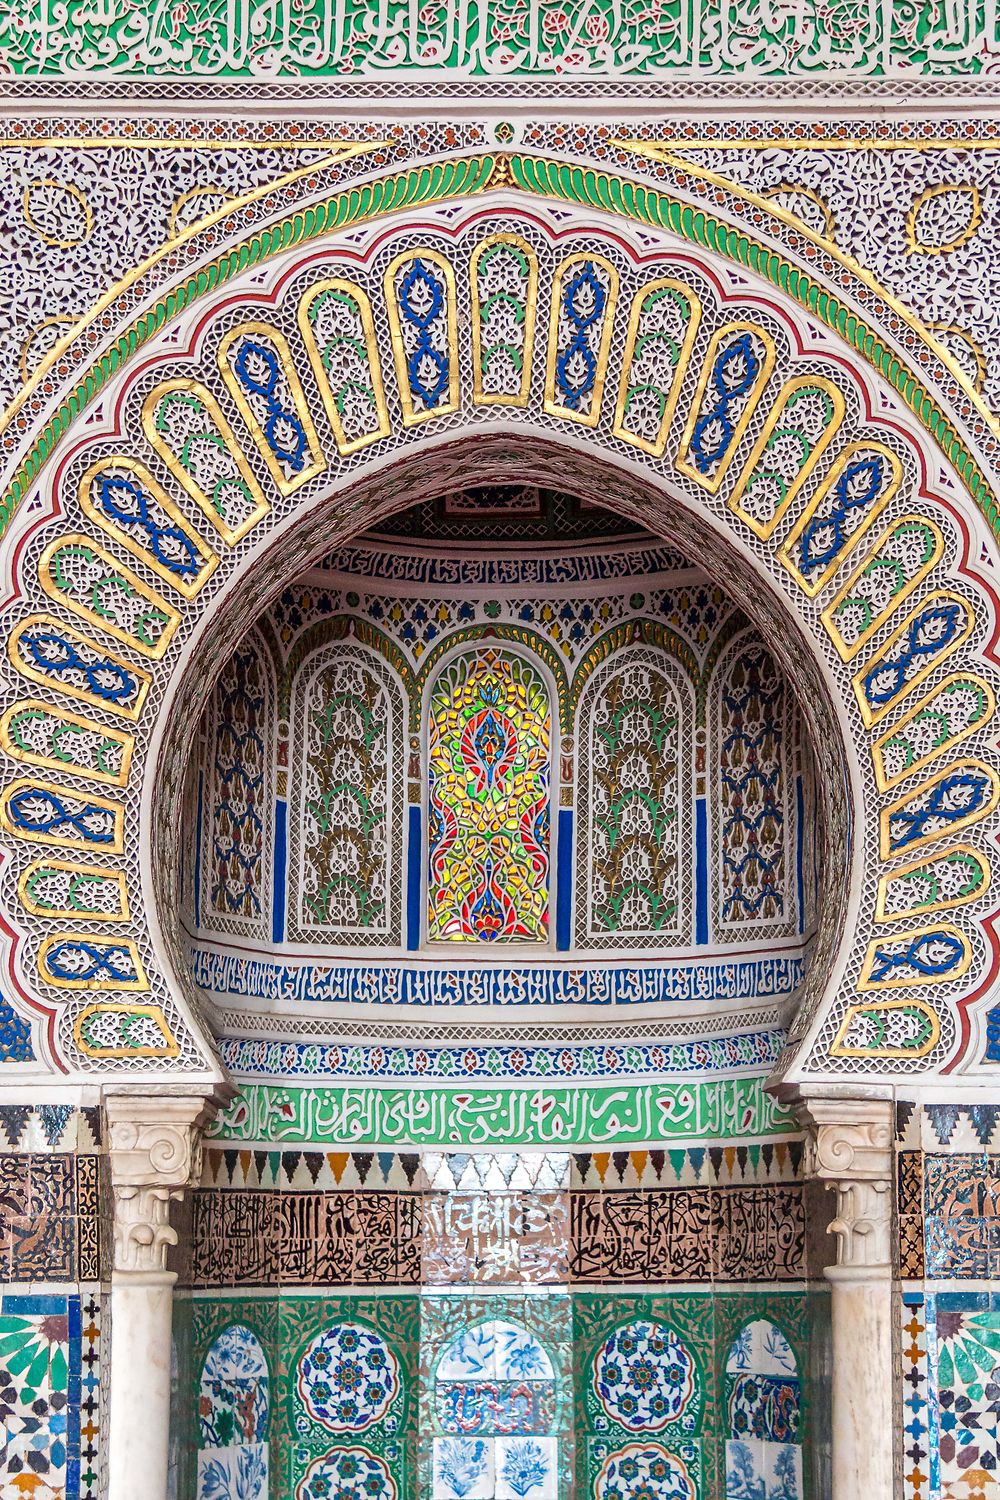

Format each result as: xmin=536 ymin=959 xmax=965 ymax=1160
xmin=0 ymin=187 xmax=995 ymax=1088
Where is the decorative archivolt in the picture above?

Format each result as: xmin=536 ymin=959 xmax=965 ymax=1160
xmin=0 ymin=206 xmax=996 ymax=1082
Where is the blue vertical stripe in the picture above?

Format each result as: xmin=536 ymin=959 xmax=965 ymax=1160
xmin=796 ymin=774 xmax=805 ymax=933
xmin=556 ymin=808 xmax=573 ymax=950
xmin=271 ymin=799 xmax=287 ymax=943
xmin=695 ymin=796 xmax=709 ymax=945
xmin=193 ymin=770 xmax=203 ymax=919
xmin=407 ymin=804 xmax=421 ymax=950
xmin=67 ymin=1294 xmax=81 ymax=1498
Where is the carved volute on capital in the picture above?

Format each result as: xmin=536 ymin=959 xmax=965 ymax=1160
xmin=106 ymin=1095 xmax=218 ymax=1275
xmin=796 ymin=1097 xmax=895 ymax=1272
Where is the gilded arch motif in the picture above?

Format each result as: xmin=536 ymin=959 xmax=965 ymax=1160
xmin=0 ymin=151 xmax=996 ymax=1088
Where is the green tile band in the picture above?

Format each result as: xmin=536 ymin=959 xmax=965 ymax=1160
xmin=208 ymin=1076 xmax=798 ymax=1147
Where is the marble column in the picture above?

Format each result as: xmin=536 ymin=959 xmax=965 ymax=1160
xmin=799 ymin=1097 xmax=895 ymax=1500
xmin=105 ymin=1094 xmax=218 ymax=1500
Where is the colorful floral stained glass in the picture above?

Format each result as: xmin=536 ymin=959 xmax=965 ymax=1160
xmin=427 ymin=649 xmax=551 ymax=943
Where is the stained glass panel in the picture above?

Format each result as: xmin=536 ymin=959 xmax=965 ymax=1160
xmin=427 ymin=649 xmax=551 ymax=943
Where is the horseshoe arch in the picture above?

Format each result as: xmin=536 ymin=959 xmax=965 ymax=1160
xmin=0 ymin=152 xmax=998 ymax=1092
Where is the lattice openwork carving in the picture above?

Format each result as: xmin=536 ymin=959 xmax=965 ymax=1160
xmin=198 ymin=630 xmax=274 ymax=940
xmin=711 ymin=634 xmax=797 ymax=943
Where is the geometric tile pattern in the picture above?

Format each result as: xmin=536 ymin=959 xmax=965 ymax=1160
xmin=199 ymin=1142 xmax=806 ymax=1193
xmin=902 ymin=1294 xmax=933 ymax=1500
xmin=930 ymin=1292 xmax=1000 ymax=1500
xmin=0 ymin=1293 xmax=82 ymax=1500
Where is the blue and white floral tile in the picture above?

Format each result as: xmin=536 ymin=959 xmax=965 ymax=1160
xmin=725 ymin=1438 xmax=766 ymax=1500
xmin=494 ymin=1436 xmax=558 ymax=1499
xmin=764 ymin=1441 xmax=802 ymax=1500
xmin=727 ymin=1374 xmax=801 ymax=1445
xmin=433 ymin=1436 xmax=494 ymax=1498
xmin=196 ymin=1443 xmax=267 ymax=1500
xmin=725 ymin=1320 xmax=798 ymax=1379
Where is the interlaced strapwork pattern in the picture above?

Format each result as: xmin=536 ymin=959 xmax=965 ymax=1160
xmin=288 ymin=646 xmax=404 ymax=946
xmin=576 ymin=650 xmax=688 ymax=948
xmin=713 ymin=640 xmax=794 ymax=940
xmin=200 ymin=634 xmax=273 ymax=938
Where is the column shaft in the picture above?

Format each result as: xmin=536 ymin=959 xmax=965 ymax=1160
xmin=827 ymin=1265 xmax=894 ymax=1500
xmin=798 ymin=1097 xmax=895 ymax=1500
xmin=104 ymin=1094 xmax=218 ymax=1500
xmin=108 ymin=1272 xmax=177 ymax=1500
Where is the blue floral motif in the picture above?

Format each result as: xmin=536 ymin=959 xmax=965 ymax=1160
xmin=433 ymin=1437 xmax=491 ymax=1498
xmin=725 ymin=1439 xmax=765 ymax=1500
xmin=233 ymin=337 xmax=309 ymax=472
xmin=297 ymin=1323 xmax=399 ymax=1433
xmin=593 ymin=1320 xmax=698 ymax=1433
xmin=297 ymin=1445 xmax=396 ymax=1500
xmin=17 ymin=624 xmax=142 ymax=707
xmin=398 ymin=258 xmax=449 ymax=409
xmin=436 ymin=1320 xmax=555 ymax=1438
xmin=795 ymin=453 xmax=884 ymax=578
xmin=7 ymin=785 xmax=116 ymax=844
xmin=724 ymin=1321 xmax=802 ymax=1500
xmin=554 ymin=261 xmax=607 ymax=413
xmin=863 ymin=599 xmax=966 ymax=712
xmin=197 ymin=1443 xmax=268 ymax=1500
xmin=199 ymin=1325 xmax=269 ymax=1451
xmin=498 ymin=1437 xmax=552 ymax=1497
xmin=689 ymin=331 xmax=760 ymax=474
xmin=595 ymin=1441 xmax=696 ymax=1499
xmin=94 ymin=469 xmax=201 ymax=579
xmin=866 ymin=929 xmax=966 ymax=984
xmin=42 ymin=940 xmax=138 ymax=985
xmin=887 ymin=768 xmax=992 ymax=853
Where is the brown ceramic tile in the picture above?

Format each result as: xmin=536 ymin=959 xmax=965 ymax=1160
xmin=517 ymin=1191 xmax=571 ymax=1284
xmin=354 ymin=1192 xmax=422 ymax=1285
xmin=0 ymin=1152 xmax=76 ymax=1280
xmin=76 ymin=1153 xmax=101 ymax=1281
xmin=713 ymin=1184 xmax=805 ymax=1281
xmin=568 ymin=1191 xmax=606 ymax=1282
xmin=899 ymin=1215 xmax=925 ymax=1279
xmin=897 ymin=1150 xmax=924 ymax=1218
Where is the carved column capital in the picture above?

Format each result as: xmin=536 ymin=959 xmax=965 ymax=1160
xmin=797 ymin=1096 xmax=894 ymax=1272
xmin=106 ymin=1094 xmax=218 ymax=1275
